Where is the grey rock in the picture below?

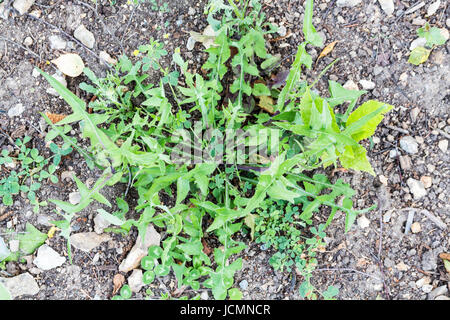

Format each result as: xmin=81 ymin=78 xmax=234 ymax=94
xmin=0 ymin=273 xmax=39 ymax=298
xmin=438 ymin=139 xmax=448 ymax=152
xmin=277 ymin=25 xmax=287 ymax=37
xmin=37 ymin=215 xmax=51 ymax=226
xmin=46 ymin=72 xmax=67 ymax=96
xmin=359 ymin=79 xmax=375 ymax=90
xmin=428 ymin=285 xmax=448 ymax=300
xmin=399 ymin=155 xmax=412 ymax=170
xmin=410 ymin=37 xmax=426 ymax=51
xmin=188 ymin=7 xmax=195 ymax=15
xmin=33 ymin=244 xmax=66 ymax=270
xmin=128 ymin=269 xmax=144 ymax=292
xmin=407 ymin=178 xmax=427 ymax=200
xmin=421 ymin=250 xmax=437 ymax=271
xmin=9 ymin=240 xmax=19 ymax=253
xmin=93 ymin=213 xmax=111 ymax=234
xmin=389 ymin=149 xmax=399 ymax=158
xmin=68 ymin=191 xmax=81 ymax=205
xmin=427 ymin=0 xmax=440 ymax=17
xmin=13 ymin=0 xmax=35 ymax=15
xmin=400 ymin=136 xmax=419 ymax=154
xmin=435 ymin=295 xmax=450 ymax=300
xmin=74 ymin=24 xmax=95 ymax=48
xmin=373 ymin=66 xmax=384 ymax=76
xmin=49 ymin=35 xmax=67 ymax=50
xmin=336 ymin=0 xmax=361 ymax=7
xmin=239 ymin=279 xmax=249 ymax=290
xmin=186 ymin=36 xmax=196 ymax=51
xmin=119 ymin=224 xmax=160 ymax=273
xmin=69 ymin=232 xmax=111 ymax=253
xmin=7 ymin=103 xmax=25 ymax=117
xmin=200 ymin=291 xmax=209 ymax=300
xmin=378 ymin=0 xmax=395 ymax=15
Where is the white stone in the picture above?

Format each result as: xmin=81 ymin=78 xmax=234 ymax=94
xmin=7 ymin=103 xmax=25 ymax=117
xmin=336 ymin=0 xmax=361 ymax=7
xmin=343 ymin=79 xmax=359 ymax=91
xmin=359 ymin=79 xmax=375 ymax=90
xmin=407 ymin=178 xmax=427 ymax=200
xmin=410 ymin=37 xmax=427 ymax=51
xmin=186 ymin=36 xmax=196 ymax=51
xmin=128 ymin=269 xmax=144 ymax=292
xmin=94 ymin=213 xmax=111 ymax=234
xmin=74 ymin=24 xmax=95 ymax=49
xmin=69 ymin=232 xmax=111 ymax=253
xmin=277 ymin=25 xmax=287 ymax=37
xmin=0 ymin=272 xmax=39 ymax=298
xmin=9 ymin=240 xmax=19 ymax=252
xmin=33 ymin=245 xmax=66 ymax=270
xmin=46 ymin=72 xmax=67 ymax=97
xmin=357 ymin=215 xmax=370 ymax=229
xmin=378 ymin=0 xmax=395 ymax=16
xmin=23 ymin=36 xmax=33 ymax=46
xmin=68 ymin=191 xmax=81 ymax=205
xmin=119 ymin=224 xmax=160 ymax=273
xmin=49 ymin=35 xmax=67 ymax=50
xmin=410 ymin=222 xmax=421 ymax=234
xmin=422 ymin=284 xmax=433 ymax=293
xmin=427 ymin=0 xmax=440 ymax=17
xmin=13 ymin=0 xmax=35 ymax=15
xmin=438 ymin=140 xmax=448 ymax=152
xmin=99 ymin=51 xmax=117 ymax=65
xmin=399 ymin=136 xmax=419 ymax=154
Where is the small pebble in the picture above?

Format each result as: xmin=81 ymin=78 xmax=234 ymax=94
xmin=410 ymin=222 xmax=421 ymax=234
xmin=239 ymin=279 xmax=249 ymax=290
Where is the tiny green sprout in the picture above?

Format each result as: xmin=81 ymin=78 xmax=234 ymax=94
xmin=147 ymin=245 xmax=163 ymax=259
xmin=143 ymin=270 xmax=156 ymax=285
xmin=120 ymin=284 xmax=132 ymax=299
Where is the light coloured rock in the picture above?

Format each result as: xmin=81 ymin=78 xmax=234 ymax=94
xmin=33 ymin=245 xmax=66 ymax=270
xmin=410 ymin=37 xmax=427 ymax=51
xmin=422 ymin=284 xmax=433 ymax=293
xmin=420 ymin=176 xmax=432 ymax=188
xmin=357 ymin=215 xmax=370 ymax=229
xmin=201 ymin=291 xmax=209 ymax=300
xmin=128 ymin=269 xmax=144 ymax=292
xmin=435 ymin=295 xmax=450 ymax=300
xmin=49 ymin=35 xmax=67 ymax=50
xmin=94 ymin=213 xmax=111 ymax=234
xmin=119 ymin=224 xmax=161 ymax=273
xmin=277 ymin=25 xmax=287 ymax=37
xmin=426 ymin=0 xmax=440 ymax=17
xmin=378 ymin=0 xmax=395 ymax=16
xmin=399 ymin=155 xmax=412 ymax=170
xmin=7 ymin=103 xmax=25 ymax=117
xmin=9 ymin=240 xmax=19 ymax=252
xmin=438 ymin=139 xmax=448 ymax=152
xmin=51 ymin=53 xmax=84 ymax=77
xmin=395 ymin=261 xmax=409 ymax=271
xmin=68 ymin=191 xmax=81 ymax=205
xmin=359 ymin=79 xmax=375 ymax=90
xmin=379 ymin=175 xmax=388 ymax=186
xmin=28 ymin=9 xmax=40 ymax=18
xmin=23 ymin=36 xmax=33 ymax=46
xmin=99 ymin=51 xmax=117 ymax=65
xmin=186 ymin=36 xmax=196 ymax=51
xmin=46 ymin=72 xmax=67 ymax=96
xmin=0 ymin=273 xmax=39 ymax=298
xmin=407 ymin=178 xmax=427 ymax=200
xmin=336 ymin=0 xmax=361 ymax=7
xmin=343 ymin=79 xmax=359 ymax=91
xmin=188 ymin=7 xmax=195 ymax=15
xmin=400 ymin=136 xmax=419 ymax=154
xmin=412 ymin=17 xmax=426 ymax=26
xmin=415 ymin=277 xmax=430 ymax=288
xmin=440 ymin=28 xmax=449 ymax=41
xmin=70 ymin=232 xmax=111 ymax=253
xmin=13 ymin=0 xmax=35 ymax=15
xmin=74 ymin=24 xmax=95 ymax=48
xmin=410 ymin=222 xmax=421 ymax=234
xmin=428 ymin=285 xmax=448 ymax=300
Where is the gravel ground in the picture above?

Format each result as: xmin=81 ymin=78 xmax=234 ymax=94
xmin=0 ymin=0 xmax=449 ymax=300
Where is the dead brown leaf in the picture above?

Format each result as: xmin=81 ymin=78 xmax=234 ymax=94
xmin=316 ymin=41 xmax=339 ymax=65
xmin=112 ymin=273 xmax=125 ymax=295
xmin=202 ymin=238 xmax=212 ymax=255
xmin=258 ymin=95 xmax=275 ymax=114
xmin=439 ymin=252 xmax=450 ymax=261
xmin=45 ymin=112 xmax=67 ymax=124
